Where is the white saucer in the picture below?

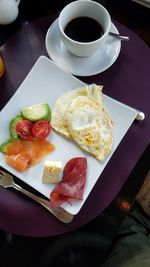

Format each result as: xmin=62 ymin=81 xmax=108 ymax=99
xmin=45 ymin=18 xmax=121 ymax=77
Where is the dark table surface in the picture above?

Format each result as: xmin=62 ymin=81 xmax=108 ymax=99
xmin=0 ymin=1 xmax=150 ymax=266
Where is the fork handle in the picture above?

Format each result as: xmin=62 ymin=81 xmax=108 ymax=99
xmin=12 ymin=182 xmax=73 ymax=223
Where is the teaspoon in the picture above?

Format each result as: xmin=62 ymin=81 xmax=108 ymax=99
xmin=109 ymin=32 xmax=129 ymax=41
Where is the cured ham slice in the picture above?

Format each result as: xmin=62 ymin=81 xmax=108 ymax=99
xmin=50 ymin=157 xmax=87 ymax=207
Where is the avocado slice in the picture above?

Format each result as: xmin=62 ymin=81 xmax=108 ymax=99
xmin=0 ymin=137 xmax=16 ymax=153
xmin=21 ymin=103 xmax=51 ymax=122
xmin=9 ymin=115 xmax=23 ymax=138
xmin=44 ymin=109 xmax=51 ymax=122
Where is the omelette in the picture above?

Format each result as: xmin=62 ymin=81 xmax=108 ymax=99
xmin=51 ymin=84 xmax=113 ymax=161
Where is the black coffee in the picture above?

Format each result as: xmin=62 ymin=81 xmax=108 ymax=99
xmin=64 ymin=16 xmax=103 ymax=42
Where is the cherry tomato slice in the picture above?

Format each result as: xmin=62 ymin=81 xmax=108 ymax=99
xmin=16 ymin=119 xmax=33 ymax=140
xmin=32 ymin=120 xmax=51 ymax=140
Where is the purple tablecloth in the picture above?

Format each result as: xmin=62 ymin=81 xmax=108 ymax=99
xmin=0 ymin=16 xmax=150 ymax=237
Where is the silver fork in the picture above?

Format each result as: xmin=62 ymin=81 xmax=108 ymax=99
xmin=0 ymin=169 xmax=74 ymax=223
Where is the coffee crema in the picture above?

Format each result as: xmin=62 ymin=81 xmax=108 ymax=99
xmin=64 ymin=16 xmax=103 ymax=43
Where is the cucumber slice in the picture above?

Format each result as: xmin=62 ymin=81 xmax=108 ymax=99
xmin=0 ymin=137 xmax=16 ymax=153
xmin=21 ymin=103 xmax=51 ymax=122
xmin=9 ymin=115 xmax=23 ymax=138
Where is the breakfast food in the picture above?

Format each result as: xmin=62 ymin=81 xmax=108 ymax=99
xmin=51 ymin=84 xmax=103 ymax=139
xmin=50 ymin=157 xmax=87 ymax=207
xmin=67 ymin=96 xmax=113 ymax=161
xmin=5 ymin=139 xmax=55 ymax=172
xmin=51 ymin=84 xmax=113 ymax=161
xmin=21 ymin=102 xmax=51 ymax=122
xmin=9 ymin=115 xmax=23 ymax=138
xmin=42 ymin=160 xmax=62 ymax=184
xmin=0 ymin=102 xmax=54 ymax=172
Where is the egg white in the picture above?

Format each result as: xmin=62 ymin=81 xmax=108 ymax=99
xmin=51 ymin=84 xmax=113 ymax=160
xmin=51 ymin=84 xmax=103 ymax=139
xmin=66 ymin=95 xmax=113 ymax=161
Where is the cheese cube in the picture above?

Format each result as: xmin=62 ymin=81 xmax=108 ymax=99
xmin=42 ymin=160 xmax=62 ymax=184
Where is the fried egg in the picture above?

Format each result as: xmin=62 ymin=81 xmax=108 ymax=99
xmin=51 ymin=83 xmax=113 ymax=161
xmin=51 ymin=84 xmax=103 ymax=139
xmin=66 ymin=95 xmax=113 ymax=161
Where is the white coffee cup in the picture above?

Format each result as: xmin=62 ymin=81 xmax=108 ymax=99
xmin=58 ymin=0 xmax=111 ymax=57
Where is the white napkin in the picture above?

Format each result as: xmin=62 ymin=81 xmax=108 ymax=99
xmin=132 ymin=0 xmax=150 ymax=8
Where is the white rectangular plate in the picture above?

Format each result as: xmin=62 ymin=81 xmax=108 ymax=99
xmin=0 ymin=56 xmax=137 ymax=215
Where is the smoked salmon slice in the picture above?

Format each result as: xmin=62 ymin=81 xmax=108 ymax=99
xmin=5 ymin=139 xmax=55 ymax=172
xmin=5 ymin=152 xmax=32 ymax=172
